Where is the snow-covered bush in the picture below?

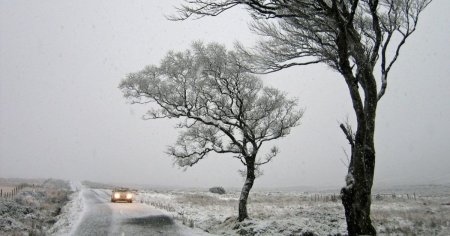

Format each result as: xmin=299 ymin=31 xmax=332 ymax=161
xmin=0 ymin=179 xmax=71 ymax=235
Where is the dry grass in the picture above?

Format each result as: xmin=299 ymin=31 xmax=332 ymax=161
xmin=0 ymin=179 xmax=71 ymax=235
xmin=140 ymin=190 xmax=347 ymax=235
xmin=176 ymin=193 xmax=237 ymax=207
xmin=372 ymin=197 xmax=450 ymax=235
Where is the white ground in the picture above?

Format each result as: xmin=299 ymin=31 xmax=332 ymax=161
xmin=135 ymin=190 xmax=347 ymax=235
xmin=48 ymin=183 xmax=211 ymax=235
xmin=2 ymin=180 xmax=449 ymax=235
xmin=0 ymin=179 xmax=73 ymax=235
xmin=47 ymin=181 xmax=85 ymax=235
xmin=134 ymin=187 xmax=450 ymax=235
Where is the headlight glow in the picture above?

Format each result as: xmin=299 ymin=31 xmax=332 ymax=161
xmin=114 ymin=193 xmax=120 ymax=199
xmin=126 ymin=193 xmax=132 ymax=199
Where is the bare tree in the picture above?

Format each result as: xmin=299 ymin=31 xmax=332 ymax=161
xmin=119 ymin=42 xmax=303 ymax=221
xmin=171 ymin=0 xmax=432 ymax=235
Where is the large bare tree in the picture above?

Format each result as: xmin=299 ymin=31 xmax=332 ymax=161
xmin=119 ymin=42 xmax=303 ymax=221
xmin=171 ymin=0 xmax=432 ymax=235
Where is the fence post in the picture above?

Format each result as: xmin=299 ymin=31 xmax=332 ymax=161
xmin=1 ymin=189 xmax=2 ymax=197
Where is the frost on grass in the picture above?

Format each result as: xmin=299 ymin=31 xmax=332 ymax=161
xmin=136 ymin=190 xmax=347 ymax=235
xmin=371 ymin=196 xmax=450 ymax=235
xmin=0 ymin=179 xmax=72 ymax=235
xmin=47 ymin=181 xmax=84 ymax=235
xmin=136 ymin=186 xmax=450 ymax=236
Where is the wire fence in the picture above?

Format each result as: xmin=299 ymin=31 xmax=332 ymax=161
xmin=0 ymin=183 xmax=31 ymax=199
xmin=305 ymin=192 xmax=420 ymax=202
xmin=373 ymin=193 xmax=418 ymax=200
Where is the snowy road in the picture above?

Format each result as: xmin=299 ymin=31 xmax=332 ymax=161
xmin=72 ymin=188 xmax=209 ymax=236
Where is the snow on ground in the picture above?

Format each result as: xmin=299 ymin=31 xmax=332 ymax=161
xmin=0 ymin=179 xmax=73 ymax=235
xmin=2 ymin=180 xmax=449 ymax=235
xmin=47 ymin=181 xmax=85 ymax=235
xmin=136 ymin=190 xmax=347 ymax=235
xmin=135 ymin=187 xmax=450 ymax=235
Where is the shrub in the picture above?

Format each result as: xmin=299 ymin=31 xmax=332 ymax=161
xmin=209 ymin=187 xmax=226 ymax=195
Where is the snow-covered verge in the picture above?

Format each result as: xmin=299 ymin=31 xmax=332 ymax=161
xmin=47 ymin=181 xmax=84 ymax=236
xmin=0 ymin=179 xmax=81 ymax=236
xmin=135 ymin=188 xmax=450 ymax=235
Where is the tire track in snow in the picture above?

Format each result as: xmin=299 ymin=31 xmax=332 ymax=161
xmin=72 ymin=189 xmax=114 ymax=235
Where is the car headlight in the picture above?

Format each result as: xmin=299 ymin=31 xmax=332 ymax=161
xmin=126 ymin=193 xmax=132 ymax=199
xmin=114 ymin=193 xmax=120 ymax=199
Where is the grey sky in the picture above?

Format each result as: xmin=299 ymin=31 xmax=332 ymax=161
xmin=1 ymin=0 xmax=449 ymax=189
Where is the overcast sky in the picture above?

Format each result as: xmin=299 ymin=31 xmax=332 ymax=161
xmin=1 ymin=0 xmax=449 ymax=189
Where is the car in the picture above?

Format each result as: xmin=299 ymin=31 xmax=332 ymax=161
xmin=111 ymin=188 xmax=133 ymax=203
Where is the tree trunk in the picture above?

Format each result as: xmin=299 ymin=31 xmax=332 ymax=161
xmin=341 ymin=145 xmax=377 ymax=235
xmin=238 ymin=161 xmax=255 ymax=222
xmin=341 ymin=104 xmax=377 ymax=233
xmin=341 ymin=69 xmax=378 ymax=235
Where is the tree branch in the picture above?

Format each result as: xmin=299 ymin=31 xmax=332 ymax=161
xmin=340 ymin=123 xmax=355 ymax=147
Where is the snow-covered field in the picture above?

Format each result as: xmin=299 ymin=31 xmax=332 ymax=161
xmin=135 ymin=186 xmax=450 ymax=235
xmin=1 ymin=179 xmax=449 ymax=235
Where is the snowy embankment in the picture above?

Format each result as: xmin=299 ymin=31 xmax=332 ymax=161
xmin=47 ymin=181 xmax=85 ymax=235
xmin=135 ymin=187 xmax=450 ymax=236
xmin=0 ymin=179 xmax=78 ymax=235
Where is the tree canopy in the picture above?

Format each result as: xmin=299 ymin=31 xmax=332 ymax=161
xmin=119 ymin=42 xmax=303 ymax=220
xmin=120 ymin=42 xmax=302 ymax=168
xmin=172 ymin=0 xmax=431 ymax=100
xmin=170 ymin=1 xmax=432 ymax=234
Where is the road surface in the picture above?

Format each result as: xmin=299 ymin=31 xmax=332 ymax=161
xmin=73 ymin=188 xmax=209 ymax=236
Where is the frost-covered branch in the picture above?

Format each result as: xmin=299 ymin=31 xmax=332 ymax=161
xmin=378 ymin=0 xmax=432 ymax=100
xmin=170 ymin=0 xmax=432 ymax=230
xmin=120 ymin=42 xmax=304 ymax=222
xmin=119 ymin=42 xmax=303 ymax=168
